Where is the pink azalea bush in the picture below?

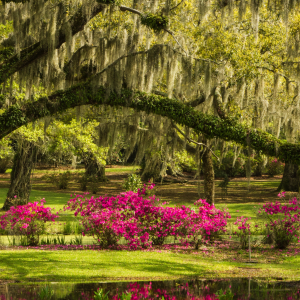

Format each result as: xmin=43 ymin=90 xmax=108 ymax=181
xmin=65 ymin=184 xmax=231 ymax=249
xmin=258 ymin=192 xmax=300 ymax=249
xmin=0 ymin=199 xmax=58 ymax=246
xmin=195 ymin=200 xmax=231 ymax=240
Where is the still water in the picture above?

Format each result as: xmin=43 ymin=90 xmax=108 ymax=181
xmin=0 ymin=278 xmax=299 ymax=300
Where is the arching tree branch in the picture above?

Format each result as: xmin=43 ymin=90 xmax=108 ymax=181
xmin=0 ymin=78 xmax=299 ymax=164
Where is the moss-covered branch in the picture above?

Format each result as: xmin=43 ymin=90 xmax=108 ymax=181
xmin=0 ymin=4 xmax=104 ymax=85
xmin=0 ymin=80 xmax=299 ymax=164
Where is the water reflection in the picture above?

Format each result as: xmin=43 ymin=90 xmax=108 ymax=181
xmin=0 ymin=278 xmax=299 ymax=300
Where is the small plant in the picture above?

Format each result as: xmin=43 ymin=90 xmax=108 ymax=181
xmin=78 ymin=174 xmax=89 ymax=191
xmin=215 ymin=287 xmax=234 ymax=300
xmin=63 ymin=221 xmax=72 ymax=235
xmin=38 ymin=285 xmax=54 ymax=300
xmin=90 ymin=175 xmax=100 ymax=194
xmin=47 ymin=171 xmax=71 ymax=189
xmin=234 ymin=216 xmax=251 ymax=249
xmin=50 ymin=235 xmax=66 ymax=245
xmin=123 ymin=174 xmax=142 ymax=193
xmin=74 ymin=222 xmax=84 ymax=235
xmin=120 ymin=292 xmax=132 ymax=300
xmin=70 ymin=235 xmax=83 ymax=245
xmin=40 ymin=235 xmax=52 ymax=245
xmin=94 ymin=288 xmax=109 ymax=300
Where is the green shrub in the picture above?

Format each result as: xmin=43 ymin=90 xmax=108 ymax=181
xmin=266 ymin=157 xmax=284 ymax=177
xmin=46 ymin=171 xmax=71 ymax=189
xmin=123 ymin=174 xmax=142 ymax=192
xmin=63 ymin=221 xmax=72 ymax=235
xmin=38 ymin=285 xmax=54 ymax=300
xmin=78 ymin=174 xmax=89 ymax=191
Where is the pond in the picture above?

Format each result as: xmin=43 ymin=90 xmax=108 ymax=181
xmin=1 ymin=278 xmax=300 ymax=300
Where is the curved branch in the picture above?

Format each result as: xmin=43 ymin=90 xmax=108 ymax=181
xmin=0 ymin=77 xmax=299 ymax=164
xmin=0 ymin=3 xmax=105 ymax=85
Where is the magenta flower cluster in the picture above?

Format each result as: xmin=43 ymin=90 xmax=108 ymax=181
xmin=65 ymin=184 xmax=230 ymax=249
xmin=0 ymin=199 xmax=58 ymax=246
xmin=258 ymin=193 xmax=300 ymax=249
xmin=234 ymin=216 xmax=251 ymax=249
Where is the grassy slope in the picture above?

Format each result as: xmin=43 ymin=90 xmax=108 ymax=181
xmin=0 ymin=250 xmax=300 ymax=282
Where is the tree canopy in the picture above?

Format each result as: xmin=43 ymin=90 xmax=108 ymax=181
xmin=0 ymin=0 xmax=300 ymax=174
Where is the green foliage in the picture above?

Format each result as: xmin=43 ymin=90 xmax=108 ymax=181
xmin=140 ymin=13 xmax=168 ymax=32
xmin=1 ymin=83 xmax=300 ymax=166
xmin=94 ymin=288 xmax=109 ymax=300
xmin=38 ymin=285 xmax=54 ymax=300
xmin=266 ymin=158 xmax=284 ymax=177
xmin=45 ymin=171 xmax=71 ymax=189
xmin=119 ymin=292 xmax=133 ymax=300
xmin=174 ymin=150 xmax=197 ymax=173
xmin=78 ymin=174 xmax=89 ymax=191
xmin=63 ymin=221 xmax=72 ymax=235
xmin=41 ymin=235 xmax=66 ymax=245
xmin=69 ymin=235 xmax=83 ymax=245
xmin=215 ymin=288 xmax=234 ymax=300
xmin=123 ymin=173 xmax=142 ymax=192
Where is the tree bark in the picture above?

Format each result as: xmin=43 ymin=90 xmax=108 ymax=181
xmin=202 ymin=148 xmax=215 ymax=204
xmin=84 ymin=157 xmax=106 ymax=182
xmin=2 ymin=139 xmax=37 ymax=210
xmin=278 ymin=163 xmax=300 ymax=192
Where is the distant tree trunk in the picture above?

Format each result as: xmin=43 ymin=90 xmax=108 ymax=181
xmin=202 ymin=148 xmax=215 ymax=204
xmin=84 ymin=157 xmax=106 ymax=182
xmin=2 ymin=140 xmax=37 ymax=210
xmin=278 ymin=163 xmax=299 ymax=192
xmin=0 ymin=157 xmax=11 ymax=174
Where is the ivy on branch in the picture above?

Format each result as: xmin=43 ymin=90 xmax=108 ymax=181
xmin=0 ymin=80 xmax=299 ymax=164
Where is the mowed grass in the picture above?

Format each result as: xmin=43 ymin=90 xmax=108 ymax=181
xmin=0 ymin=249 xmax=300 ymax=282
xmin=0 ymin=177 xmax=299 ymax=283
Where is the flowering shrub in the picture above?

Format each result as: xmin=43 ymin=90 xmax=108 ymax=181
xmin=65 ymin=185 xmax=230 ymax=249
xmin=258 ymin=192 xmax=300 ymax=249
xmin=234 ymin=216 xmax=251 ymax=249
xmin=195 ymin=200 xmax=231 ymax=240
xmin=266 ymin=158 xmax=284 ymax=177
xmin=0 ymin=199 xmax=58 ymax=246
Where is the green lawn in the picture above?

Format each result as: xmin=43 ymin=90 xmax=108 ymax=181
xmin=0 ymin=249 xmax=299 ymax=282
xmin=0 ymin=179 xmax=299 ymax=283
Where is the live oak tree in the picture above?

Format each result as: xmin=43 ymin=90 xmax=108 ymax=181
xmin=0 ymin=0 xmax=300 ymax=207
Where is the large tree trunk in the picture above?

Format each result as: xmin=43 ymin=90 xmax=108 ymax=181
xmin=84 ymin=157 xmax=106 ymax=182
xmin=202 ymin=148 xmax=215 ymax=204
xmin=278 ymin=163 xmax=299 ymax=192
xmin=2 ymin=140 xmax=37 ymax=210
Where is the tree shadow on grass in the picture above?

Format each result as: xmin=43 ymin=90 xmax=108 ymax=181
xmin=0 ymin=251 xmax=215 ymax=282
